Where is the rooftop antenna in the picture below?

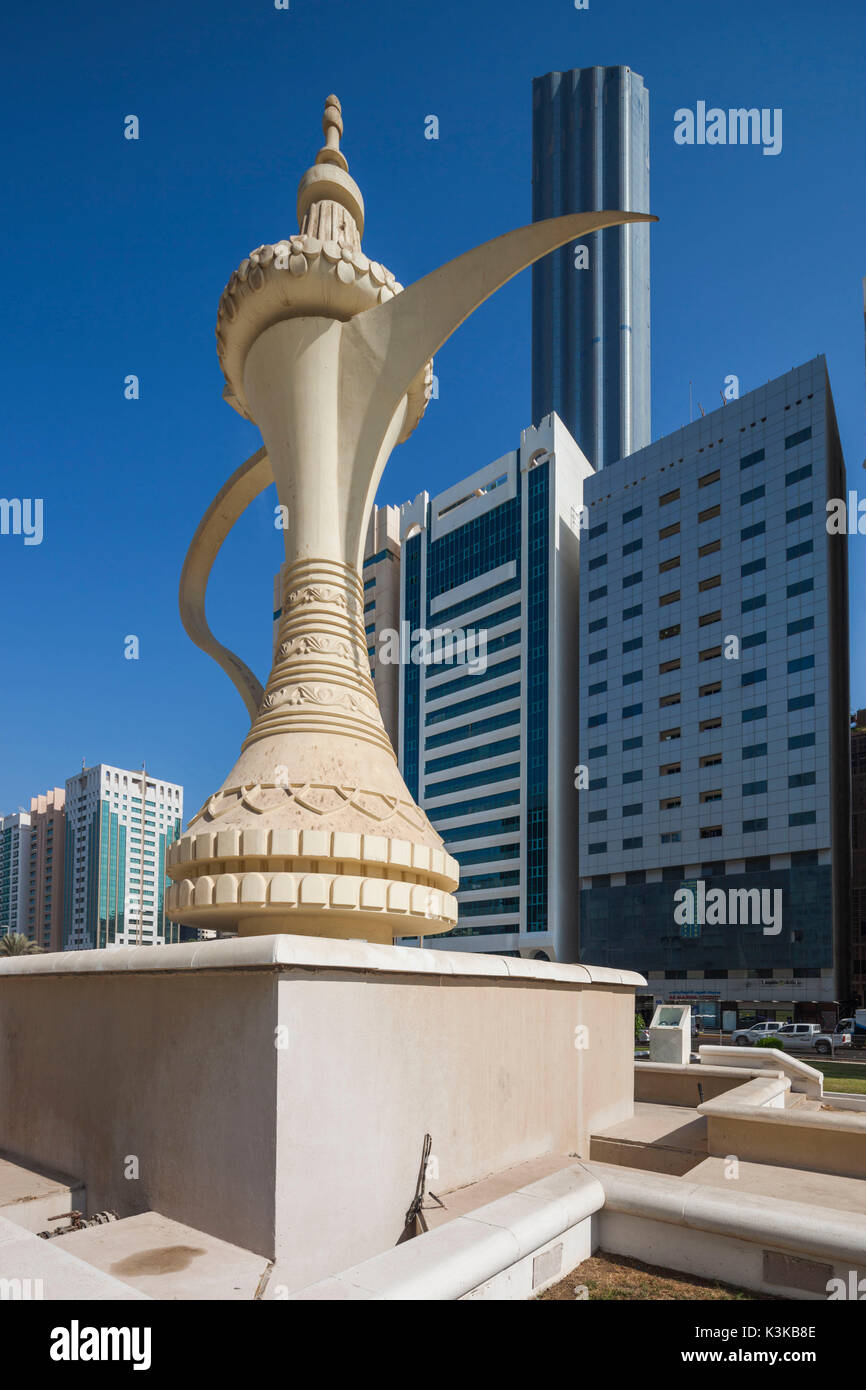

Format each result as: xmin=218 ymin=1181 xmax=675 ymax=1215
xmin=689 ymin=380 xmax=693 ymax=423
xmin=698 ymin=402 xmax=706 ymax=418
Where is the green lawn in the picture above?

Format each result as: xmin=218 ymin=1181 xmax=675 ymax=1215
xmin=812 ymin=1059 xmax=866 ymax=1095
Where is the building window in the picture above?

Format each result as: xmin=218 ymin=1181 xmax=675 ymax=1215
xmin=661 ymin=831 xmax=681 ymax=843
xmin=741 ymin=557 xmax=766 ymax=577
xmin=740 ymin=448 xmax=765 ymax=470
xmin=787 ymin=540 xmax=813 ymax=561
xmin=788 ymin=732 xmax=815 ymax=750
xmin=659 ymin=488 xmax=680 ymax=506
xmin=699 ymin=469 xmax=721 ymax=488
xmin=659 ymin=556 xmax=680 ymax=573
xmin=785 ymin=426 xmax=812 ymax=449
xmin=788 ymin=693 xmax=815 ymax=711
xmin=699 ymin=504 xmax=721 ymax=523
xmin=700 ymin=789 xmax=723 ymax=803
xmin=623 ymin=670 xmax=643 ymax=686
xmin=700 ymin=826 xmax=723 ymax=839
xmin=743 ymin=780 xmax=768 ymax=796
xmin=787 ymin=502 xmax=812 ymax=524
xmin=660 ymin=623 xmax=680 ymax=640
xmin=659 ymin=521 xmax=680 ymax=539
xmin=623 ymin=636 xmax=642 ymax=653
xmin=742 ymin=594 xmax=766 ymax=613
xmin=588 ymin=648 xmax=607 ymax=665
xmin=787 ymin=578 xmax=813 ymax=598
xmin=742 ymin=705 xmax=767 ymax=722
xmin=588 ymin=585 xmax=608 ymax=602
xmin=623 ymin=769 xmax=643 ymax=784
xmin=787 ymin=616 xmax=814 ymax=636
xmin=588 ymin=553 xmax=608 ymax=571
xmin=743 ymin=818 xmax=768 ymax=833
xmin=622 ymin=702 xmax=643 ymax=718
xmin=623 ymin=505 xmax=643 ymax=524
xmin=742 ymin=742 xmax=768 ymax=759
xmin=660 ymin=658 xmax=681 ymax=673
xmin=741 ymin=484 xmax=765 ymax=505
xmin=741 ymin=668 xmax=767 ymax=686
xmin=740 ymin=521 xmax=765 ymax=542
xmin=623 ymin=538 xmax=642 ymax=557
xmin=788 ymin=654 xmax=815 ymax=674
xmin=789 ymin=810 xmax=817 ymax=826
xmin=789 ymin=771 xmax=816 ymax=788
xmin=623 ymin=571 xmax=643 ymax=588
xmin=623 ymin=603 xmax=643 ymax=620
xmin=786 ymin=463 xmax=812 ymax=486
xmin=699 ymin=610 xmax=721 ymax=628
xmin=660 ymin=590 xmax=680 ymax=607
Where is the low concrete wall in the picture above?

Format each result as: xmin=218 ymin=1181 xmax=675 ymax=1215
xmin=699 ymin=1044 xmax=823 ymax=1097
xmin=699 ymin=1095 xmax=866 ymax=1180
xmin=634 ymin=1061 xmax=780 ymax=1107
xmin=0 ymin=936 xmax=643 ymax=1291
xmin=591 ymin=1161 xmax=866 ymax=1301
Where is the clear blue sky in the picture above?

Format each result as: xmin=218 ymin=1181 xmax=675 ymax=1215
xmin=2 ymin=0 xmax=864 ymax=819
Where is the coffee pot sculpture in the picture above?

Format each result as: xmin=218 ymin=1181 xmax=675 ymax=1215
xmin=165 ymin=96 xmax=655 ymax=943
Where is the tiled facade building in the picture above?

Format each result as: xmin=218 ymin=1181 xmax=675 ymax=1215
xmin=577 ymin=358 xmax=849 ymax=1026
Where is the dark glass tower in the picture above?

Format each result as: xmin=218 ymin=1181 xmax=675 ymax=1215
xmin=532 ymin=66 xmax=651 ymax=471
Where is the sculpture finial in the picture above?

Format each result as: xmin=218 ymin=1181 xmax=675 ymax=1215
xmin=317 ymin=94 xmax=348 ymax=173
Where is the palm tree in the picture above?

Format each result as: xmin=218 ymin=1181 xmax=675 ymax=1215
xmin=0 ymin=931 xmax=42 ymax=956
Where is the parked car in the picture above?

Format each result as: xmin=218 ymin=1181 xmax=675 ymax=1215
xmin=731 ymin=1021 xmax=784 ymax=1046
xmin=773 ymin=1022 xmax=850 ymax=1056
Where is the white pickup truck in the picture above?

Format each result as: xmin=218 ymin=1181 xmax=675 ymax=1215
xmin=771 ymin=1022 xmax=850 ymax=1056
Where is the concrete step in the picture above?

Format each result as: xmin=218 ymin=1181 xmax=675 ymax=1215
xmin=0 ymin=1151 xmax=85 ymax=1235
xmin=0 ymin=1215 xmax=147 ymax=1300
xmin=51 ymin=1211 xmax=271 ymax=1300
xmin=590 ymin=1102 xmax=708 ymax=1177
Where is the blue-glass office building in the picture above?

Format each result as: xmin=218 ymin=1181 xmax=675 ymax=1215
xmin=532 ymin=66 xmax=651 ymax=471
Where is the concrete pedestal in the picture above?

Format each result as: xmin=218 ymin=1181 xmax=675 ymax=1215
xmin=0 ymin=936 xmax=643 ymax=1293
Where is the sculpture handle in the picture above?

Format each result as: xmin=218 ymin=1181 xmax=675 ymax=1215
xmin=179 ymin=446 xmax=273 ymax=721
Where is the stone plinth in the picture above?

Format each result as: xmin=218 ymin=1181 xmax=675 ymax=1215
xmin=0 ymin=938 xmax=643 ymax=1293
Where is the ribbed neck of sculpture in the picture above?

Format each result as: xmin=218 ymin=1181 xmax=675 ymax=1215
xmin=243 ymin=557 xmax=394 ymax=760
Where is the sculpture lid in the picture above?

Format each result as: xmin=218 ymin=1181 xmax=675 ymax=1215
xmin=296 ymin=95 xmax=365 ymax=249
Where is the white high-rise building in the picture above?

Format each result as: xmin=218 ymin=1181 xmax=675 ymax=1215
xmin=396 ymin=413 xmax=592 ymax=960
xmin=63 ymin=764 xmax=183 ymax=950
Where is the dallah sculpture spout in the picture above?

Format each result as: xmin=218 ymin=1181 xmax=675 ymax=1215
xmin=165 ymin=95 xmax=656 ymax=943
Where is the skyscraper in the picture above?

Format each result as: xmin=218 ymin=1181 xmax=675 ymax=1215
xmin=0 ymin=811 xmax=30 ymax=938
xmin=577 ymin=358 xmax=850 ymax=1028
xmin=532 ymin=66 xmax=651 ymax=471
xmin=63 ymin=764 xmax=183 ymax=950
xmin=397 ymin=413 xmax=592 ymax=960
xmin=0 ymin=789 xmax=66 ymax=950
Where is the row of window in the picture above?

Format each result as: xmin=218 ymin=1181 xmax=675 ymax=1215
xmin=586 ymin=616 xmax=814 ymax=670
xmin=585 ymin=431 xmax=813 ymax=540
xmin=587 ymin=809 xmax=818 ymax=854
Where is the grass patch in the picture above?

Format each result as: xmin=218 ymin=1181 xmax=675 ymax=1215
xmin=536 ymin=1252 xmax=778 ymax=1301
xmin=812 ymin=1059 xmax=866 ymax=1094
